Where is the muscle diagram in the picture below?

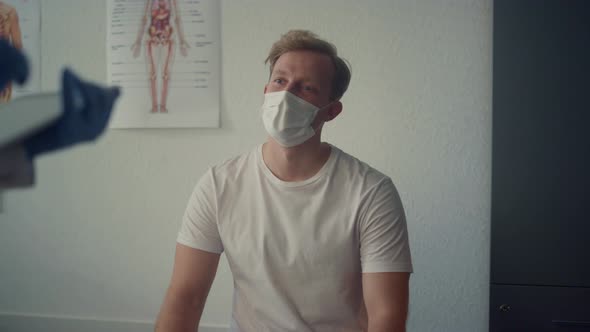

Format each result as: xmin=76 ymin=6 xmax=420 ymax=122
xmin=0 ymin=1 xmax=23 ymax=102
xmin=131 ymin=0 xmax=189 ymax=113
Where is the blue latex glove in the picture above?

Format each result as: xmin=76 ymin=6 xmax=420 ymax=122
xmin=23 ymin=69 xmax=121 ymax=159
xmin=0 ymin=38 xmax=29 ymax=89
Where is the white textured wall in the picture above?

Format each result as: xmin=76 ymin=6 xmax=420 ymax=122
xmin=0 ymin=1 xmax=492 ymax=331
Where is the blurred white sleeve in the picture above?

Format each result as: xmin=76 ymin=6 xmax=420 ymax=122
xmin=0 ymin=143 xmax=34 ymax=188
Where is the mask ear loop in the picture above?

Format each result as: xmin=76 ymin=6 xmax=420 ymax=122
xmin=316 ymin=102 xmax=328 ymax=112
xmin=316 ymin=100 xmax=337 ymax=114
xmin=310 ymin=101 xmax=335 ymax=133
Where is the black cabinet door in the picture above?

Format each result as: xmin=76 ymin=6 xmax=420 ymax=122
xmin=490 ymin=285 xmax=590 ymax=332
xmin=491 ymin=0 xmax=590 ymax=288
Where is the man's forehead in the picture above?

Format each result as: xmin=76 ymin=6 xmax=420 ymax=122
xmin=272 ymin=51 xmax=334 ymax=79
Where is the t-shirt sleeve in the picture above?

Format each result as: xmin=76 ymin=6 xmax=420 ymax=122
xmin=176 ymin=169 xmax=224 ymax=254
xmin=0 ymin=143 xmax=35 ymax=189
xmin=359 ymin=178 xmax=413 ymax=273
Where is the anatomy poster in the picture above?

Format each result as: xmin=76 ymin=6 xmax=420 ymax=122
xmin=0 ymin=0 xmax=41 ymax=101
xmin=107 ymin=0 xmax=220 ymax=128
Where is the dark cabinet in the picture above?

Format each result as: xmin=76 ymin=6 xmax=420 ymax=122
xmin=491 ymin=285 xmax=590 ymax=332
xmin=491 ymin=0 xmax=590 ymax=330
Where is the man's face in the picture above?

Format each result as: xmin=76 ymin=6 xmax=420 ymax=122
xmin=265 ymin=50 xmax=335 ymax=108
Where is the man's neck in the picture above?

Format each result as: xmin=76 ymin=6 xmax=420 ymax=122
xmin=262 ymin=138 xmax=332 ymax=182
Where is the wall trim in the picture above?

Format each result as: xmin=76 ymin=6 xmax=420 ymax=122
xmin=0 ymin=312 xmax=228 ymax=332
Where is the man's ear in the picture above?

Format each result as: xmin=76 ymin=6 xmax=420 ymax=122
xmin=324 ymin=101 xmax=343 ymax=122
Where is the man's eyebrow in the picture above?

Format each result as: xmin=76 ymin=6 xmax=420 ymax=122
xmin=272 ymin=69 xmax=288 ymax=76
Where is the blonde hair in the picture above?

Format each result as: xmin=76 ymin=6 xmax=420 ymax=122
xmin=265 ymin=30 xmax=351 ymax=100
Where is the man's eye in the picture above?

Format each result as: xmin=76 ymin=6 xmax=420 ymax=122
xmin=304 ymin=86 xmax=316 ymax=92
xmin=273 ymin=78 xmax=284 ymax=84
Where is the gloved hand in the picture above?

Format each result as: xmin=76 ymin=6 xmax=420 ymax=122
xmin=0 ymin=38 xmax=29 ymax=89
xmin=23 ymin=68 xmax=121 ymax=159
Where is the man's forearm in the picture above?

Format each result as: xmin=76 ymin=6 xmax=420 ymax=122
xmin=367 ymin=313 xmax=406 ymax=332
xmin=154 ymin=311 xmax=198 ymax=332
xmin=368 ymin=323 xmax=406 ymax=332
xmin=154 ymin=290 xmax=204 ymax=332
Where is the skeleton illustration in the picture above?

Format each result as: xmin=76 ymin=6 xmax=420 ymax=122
xmin=0 ymin=1 xmax=23 ymax=102
xmin=131 ymin=0 xmax=189 ymax=113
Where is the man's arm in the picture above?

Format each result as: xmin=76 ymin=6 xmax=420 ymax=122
xmin=362 ymin=272 xmax=410 ymax=332
xmin=155 ymin=243 xmax=220 ymax=332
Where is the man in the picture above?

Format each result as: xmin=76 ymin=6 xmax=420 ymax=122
xmin=155 ymin=30 xmax=413 ymax=332
xmin=0 ymin=38 xmax=121 ymax=188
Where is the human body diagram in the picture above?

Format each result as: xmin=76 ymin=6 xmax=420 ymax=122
xmin=131 ymin=0 xmax=189 ymax=113
xmin=0 ymin=1 xmax=22 ymax=102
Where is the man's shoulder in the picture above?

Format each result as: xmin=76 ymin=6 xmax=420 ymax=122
xmin=208 ymin=145 xmax=259 ymax=180
xmin=333 ymin=145 xmax=391 ymax=187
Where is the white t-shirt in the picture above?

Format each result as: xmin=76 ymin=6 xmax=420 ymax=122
xmin=177 ymin=144 xmax=413 ymax=331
